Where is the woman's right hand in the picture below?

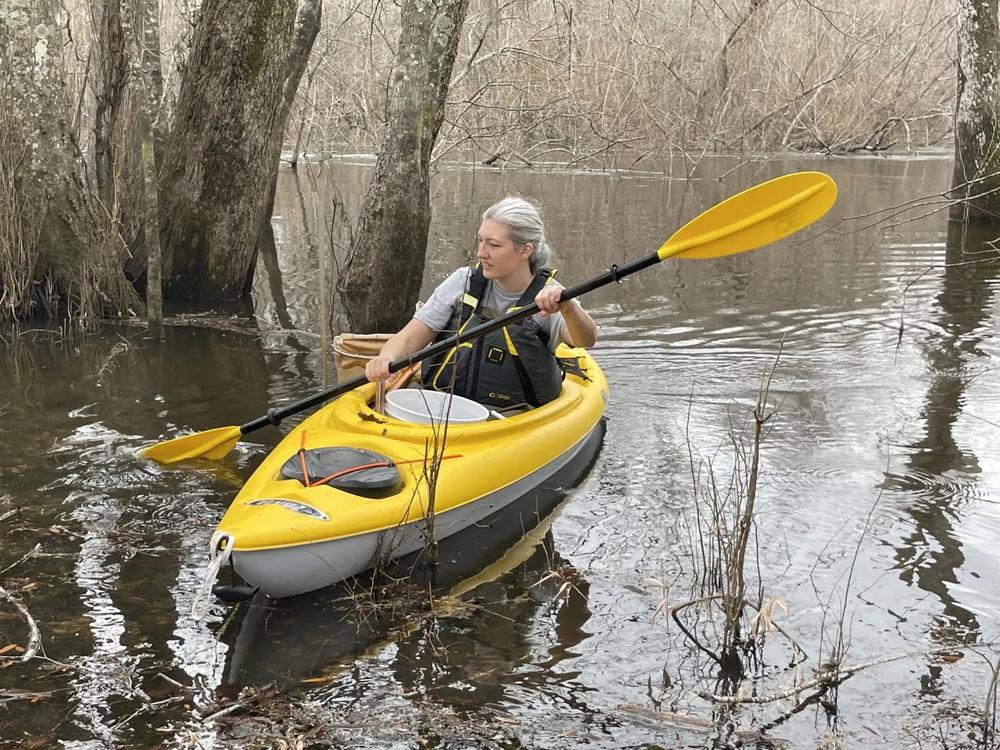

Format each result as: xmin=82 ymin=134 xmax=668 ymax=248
xmin=365 ymin=355 xmax=393 ymax=382
xmin=363 ymin=318 xmax=436 ymax=383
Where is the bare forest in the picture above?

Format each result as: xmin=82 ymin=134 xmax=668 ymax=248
xmin=302 ymin=0 xmax=955 ymax=164
xmin=0 ymin=0 xmax=960 ymax=323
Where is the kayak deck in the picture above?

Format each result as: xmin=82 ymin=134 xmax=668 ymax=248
xmin=211 ymin=347 xmax=608 ymax=596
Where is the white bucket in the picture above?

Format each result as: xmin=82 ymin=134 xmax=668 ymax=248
xmin=384 ymin=389 xmax=489 ymax=424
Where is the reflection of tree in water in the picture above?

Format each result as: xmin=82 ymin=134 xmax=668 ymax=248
xmin=888 ymin=221 xmax=1000 ymax=652
xmin=0 ymin=325 xmax=264 ymax=743
xmin=390 ymin=530 xmax=594 ymax=712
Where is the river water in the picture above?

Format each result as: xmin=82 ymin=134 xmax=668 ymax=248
xmin=2 ymin=155 xmax=999 ymax=748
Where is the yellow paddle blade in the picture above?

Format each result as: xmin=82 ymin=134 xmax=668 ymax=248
xmin=140 ymin=425 xmax=242 ymax=464
xmin=658 ymin=171 xmax=837 ymax=261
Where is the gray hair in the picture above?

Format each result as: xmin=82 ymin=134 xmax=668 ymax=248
xmin=482 ymin=196 xmax=554 ymax=274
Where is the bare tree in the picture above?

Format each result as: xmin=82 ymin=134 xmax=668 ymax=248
xmin=0 ymin=0 xmax=137 ymax=322
xmin=0 ymin=0 xmax=966 ymax=324
xmin=338 ymin=0 xmax=470 ymax=333
xmin=263 ymin=0 xmax=323 ymax=215
xmin=951 ymin=0 xmax=1000 ymax=221
xmin=127 ymin=0 xmax=164 ymax=328
xmin=157 ymin=0 xmax=319 ymax=301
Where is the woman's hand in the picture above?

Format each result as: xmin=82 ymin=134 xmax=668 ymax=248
xmin=363 ymin=318 xmax=437 ymax=383
xmin=365 ymin=355 xmax=392 ymax=382
xmin=535 ymin=283 xmax=567 ymax=316
xmin=536 ymin=281 xmax=598 ymax=348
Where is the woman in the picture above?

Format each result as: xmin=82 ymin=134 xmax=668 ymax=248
xmin=365 ymin=197 xmax=598 ymax=410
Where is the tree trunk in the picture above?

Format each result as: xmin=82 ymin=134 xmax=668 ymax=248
xmin=93 ymin=0 xmax=156 ymax=301
xmin=142 ymin=119 xmax=162 ymax=329
xmin=262 ymin=0 xmax=323 ymax=218
xmin=1 ymin=0 xmax=137 ymax=322
xmin=127 ymin=0 xmax=163 ymax=330
xmin=338 ymin=0 xmax=470 ymax=334
xmin=93 ymin=0 xmax=129 ymax=205
xmin=951 ymin=0 xmax=1000 ymax=222
xmin=157 ymin=0 xmax=299 ymax=302
xmin=122 ymin=0 xmax=165 ymax=287
xmin=695 ymin=0 xmax=768 ymax=149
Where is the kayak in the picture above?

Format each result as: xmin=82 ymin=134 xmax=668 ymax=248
xmin=208 ymin=346 xmax=608 ymax=598
xmin=222 ymin=428 xmax=605 ymax=684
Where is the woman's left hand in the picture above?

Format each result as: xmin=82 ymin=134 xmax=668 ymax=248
xmin=535 ymin=283 xmax=566 ymax=316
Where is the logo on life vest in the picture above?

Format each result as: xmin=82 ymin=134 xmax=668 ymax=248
xmin=487 ymin=346 xmax=505 ymax=364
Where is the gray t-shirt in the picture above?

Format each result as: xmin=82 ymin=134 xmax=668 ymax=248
xmin=414 ymin=267 xmax=568 ymax=352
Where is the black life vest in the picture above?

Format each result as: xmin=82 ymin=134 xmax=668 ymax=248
xmin=425 ymin=266 xmax=564 ymax=409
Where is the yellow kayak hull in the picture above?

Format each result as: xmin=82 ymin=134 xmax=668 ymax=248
xmin=211 ymin=348 xmax=608 ymax=598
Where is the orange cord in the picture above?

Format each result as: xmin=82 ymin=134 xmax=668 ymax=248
xmin=298 ymin=430 xmax=312 ymax=485
xmin=306 ymin=455 xmax=462 ymax=487
xmin=294 ymin=430 xmax=460 ymax=488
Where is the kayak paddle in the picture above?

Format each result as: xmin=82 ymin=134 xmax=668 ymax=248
xmin=141 ymin=170 xmax=836 ymax=464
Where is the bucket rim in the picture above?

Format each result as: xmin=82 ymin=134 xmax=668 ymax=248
xmin=384 ymin=389 xmax=490 ymax=423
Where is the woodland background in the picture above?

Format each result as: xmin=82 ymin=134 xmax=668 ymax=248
xmin=0 ymin=0 xmax=974 ymax=326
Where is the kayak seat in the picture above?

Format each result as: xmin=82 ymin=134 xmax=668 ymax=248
xmin=557 ymin=355 xmax=591 ymax=381
xmin=280 ymin=447 xmax=403 ymax=498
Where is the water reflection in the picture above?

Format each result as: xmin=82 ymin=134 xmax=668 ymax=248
xmin=0 ymin=325 xmax=276 ymax=744
xmin=168 ymin=533 xmax=229 ymax=697
xmin=888 ymin=220 xmax=1000 ymax=638
xmin=67 ymin=500 xmax=136 ymax=745
xmin=258 ymin=220 xmax=296 ymax=332
xmin=390 ymin=534 xmax=592 ymax=710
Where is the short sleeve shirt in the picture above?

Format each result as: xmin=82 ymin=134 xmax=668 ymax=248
xmin=414 ymin=267 xmax=568 ymax=352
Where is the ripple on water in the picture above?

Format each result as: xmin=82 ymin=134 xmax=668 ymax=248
xmin=947 ymin=498 xmax=1000 ymax=615
xmin=597 ymin=312 xmax=906 ymax=394
xmin=882 ymin=468 xmax=993 ymax=506
xmin=47 ymin=418 xmax=241 ymax=538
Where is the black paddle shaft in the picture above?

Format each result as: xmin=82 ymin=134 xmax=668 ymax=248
xmin=240 ymin=251 xmax=661 ymax=435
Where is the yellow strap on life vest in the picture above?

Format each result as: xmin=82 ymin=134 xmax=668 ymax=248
xmin=502 ymin=326 xmax=520 ymax=356
xmin=456 ymin=313 xmax=475 ymax=336
xmin=502 ymin=268 xmax=559 ymax=313
xmin=462 ymin=292 xmax=479 ymax=308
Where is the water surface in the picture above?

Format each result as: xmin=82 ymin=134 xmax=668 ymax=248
xmin=2 ymin=155 xmax=999 ymax=748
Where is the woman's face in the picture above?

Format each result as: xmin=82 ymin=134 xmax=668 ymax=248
xmin=476 ymin=219 xmax=532 ymax=281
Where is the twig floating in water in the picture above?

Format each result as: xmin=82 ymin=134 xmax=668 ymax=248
xmin=0 ymin=582 xmax=41 ymax=661
xmin=1 ymin=542 xmax=41 ymax=576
